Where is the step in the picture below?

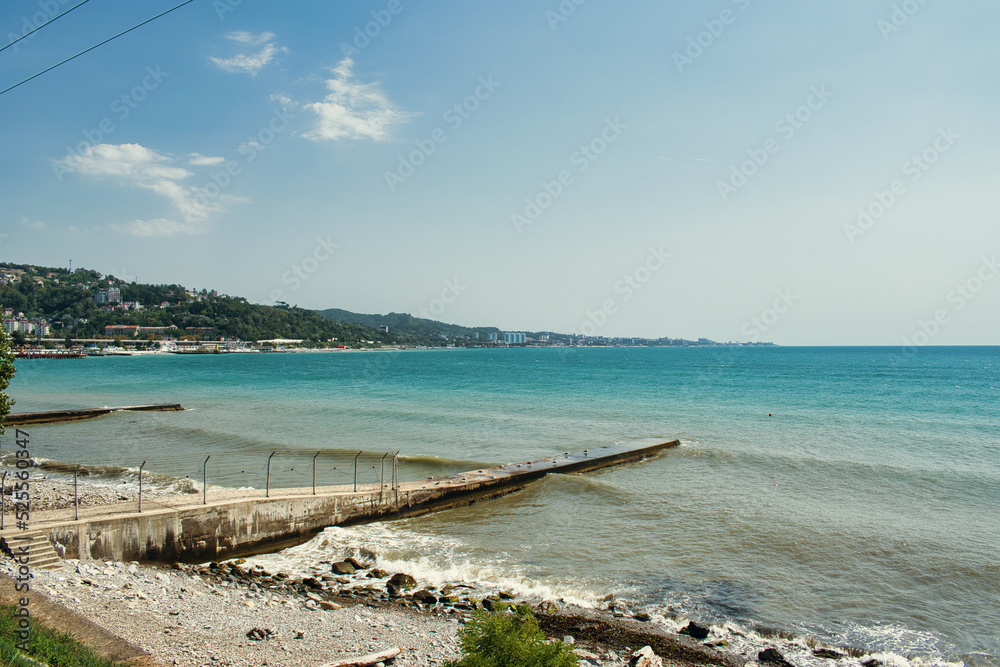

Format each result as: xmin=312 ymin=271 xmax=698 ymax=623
xmin=0 ymin=530 xmax=63 ymax=569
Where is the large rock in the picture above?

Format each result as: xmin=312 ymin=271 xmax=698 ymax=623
xmin=388 ymin=573 xmax=417 ymax=590
xmin=759 ymin=648 xmax=795 ymax=667
xmin=813 ymin=649 xmax=845 ymax=660
xmin=679 ymin=621 xmax=710 ymax=640
xmin=331 ymin=561 xmax=356 ymax=575
xmin=367 ymin=568 xmax=390 ymax=579
xmin=344 ymin=557 xmax=366 ymax=570
xmin=630 ymin=646 xmax=663 ymax=667
xmin=412 ymin=589 xmax=438 ymax=604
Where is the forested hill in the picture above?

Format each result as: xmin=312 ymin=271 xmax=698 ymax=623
xmin=317 ymin=308 xmax=501 ymax=343
xmin=0 ymin=263 xmax=390 ymax=345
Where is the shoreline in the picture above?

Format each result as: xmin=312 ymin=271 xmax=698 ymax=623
xmin=1 ymin=553 xmax=744 ymax=667
xmin=2 ymin=478 xmax=894 ymax=667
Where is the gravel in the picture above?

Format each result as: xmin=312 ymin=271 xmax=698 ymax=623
xmin=5 ymin=558 xmax=462 ymax=666
xmin=1 ymin=558 xmax=649 ymax=667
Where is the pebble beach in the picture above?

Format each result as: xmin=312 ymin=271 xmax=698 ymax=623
xmin=2 ymin=477 xmax=738 ymax=667
xmin=2 ymin=554 xmax=735 ymax=667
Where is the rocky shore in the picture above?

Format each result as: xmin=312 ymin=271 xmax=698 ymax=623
xmin=1 ymin=552 xmax=748 ymax=667
xmin=1 ymin=478 xmax=861 ymax=667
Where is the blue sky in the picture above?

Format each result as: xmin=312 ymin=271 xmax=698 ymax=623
xmin=1 ymin=0 xmax=998 ymax=345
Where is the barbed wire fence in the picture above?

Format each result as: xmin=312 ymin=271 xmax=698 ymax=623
xmin=0 ymin=449 xmax=405 ymax=526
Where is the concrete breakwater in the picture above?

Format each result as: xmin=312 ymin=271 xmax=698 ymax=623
xmin=20 ymin=438 xmax=678 ymax=564
xmin=6 ymin=404 xmax=185 ymax=426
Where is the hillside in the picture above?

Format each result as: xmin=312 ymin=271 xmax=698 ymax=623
xmin=2 ymin=262 xmax=765 ymax=348
xmin=0 ymin=263 xmax=390 ymax=346
xmin=317 ymin=308 xmax=502 ymax=344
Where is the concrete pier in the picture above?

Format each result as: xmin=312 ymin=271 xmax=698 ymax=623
xmin=9 ymin=438 xmax=678 ymax=564
xmin=6 ymin=404 xmax=185 ymax=426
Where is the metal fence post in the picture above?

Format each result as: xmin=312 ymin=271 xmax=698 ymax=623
xmin=74 ymin=465 xmax=80 ymax=520
xmin=393 ymin=451 xmax=399 ymax=507
xmin=266 ymin=452 xmax=275 ymax=498
xmin=138 ymin=461 xmax=146 ymax=513
xmin=354 ymin=451 xmax=361 ymax=492
xmin=380 ymin=452 xmax=389 ymax=503
xmin=203 ymin=455 xmax=210 ymax=505
xmin=312 ymin=452 xmax=320 ymax=495
xmin=1 ymin=470 xmax=6 ymax=530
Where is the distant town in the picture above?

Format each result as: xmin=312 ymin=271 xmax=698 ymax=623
xmin=1 ymin=262 xmax=775 ymax=355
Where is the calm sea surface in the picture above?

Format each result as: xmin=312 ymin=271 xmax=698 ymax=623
xmin=4 ymin=347 xmax=998 ymax=667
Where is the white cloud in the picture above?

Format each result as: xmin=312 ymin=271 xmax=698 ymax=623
xmin=210 ymin=31 xmax=287 ymax=76
xmin=187 ymin=153 xmax=225 ymax=166
xmin=54 ymin=143 xmax=245 ymax=236
xmin=270 ymin=92 xmax=295 ymax=108
xmin=227 ymin=31 xmax=275 ymax=46
xmin=19 ymin=217 xmax=47 ymax=229
xmin=301 ymin=57 xmax=415 ymax=142
xmin=108 ymin=218 xmax=193 ymax=237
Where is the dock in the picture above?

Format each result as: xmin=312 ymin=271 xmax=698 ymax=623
xmin=6 ymin=404 xmax=185 ymax=426
xmin=2 ymin=438 xmax=678 ymax=564
xmin=13 ymin=351 xmax=86 ymax=359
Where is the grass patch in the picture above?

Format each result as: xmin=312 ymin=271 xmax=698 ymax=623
xmin=445 ymin=603 xmax=578 ymax=667
xmin=0 ymin=604 xmax=126 ymax=667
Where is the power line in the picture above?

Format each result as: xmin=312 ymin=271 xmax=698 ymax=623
xmin=0 ymin=0 xmax=195 ymax=98
xmin=0 ymin=0 xmax=94 ymax=56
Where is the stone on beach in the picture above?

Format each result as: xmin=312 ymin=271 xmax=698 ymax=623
xmin=630 ymin=645 xmax=664 ymax=667
xmin=758 ymin=647 xmax=795 ymax=667
xmin=813 ymin=649 xmax=846 ymax=659
xmin=387 ymin=572 xmax=417 ymax=589
xmin=679 ymin=620 xmax=710 ymax=640
xmin=412 ymin=589 xmax=437 ymax=605
xmin=332 ymin=561 xmax=356 ymax=575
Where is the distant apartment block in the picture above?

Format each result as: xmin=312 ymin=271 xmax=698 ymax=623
xmin=95 ymin=287 xmax=121 ymax=304
xmin=104 ymin=325 xmax=139 ymax=337
xmin=3 ymin=317 xmax=49 ymax=336
xmin=104 ymin=325 xmax=170 ymax=337
xmin=503 ymin=332 xmax=526 ymax=344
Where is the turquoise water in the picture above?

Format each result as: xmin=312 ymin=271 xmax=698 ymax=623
xmin=4 ymin=347 xmax=999 ymax=666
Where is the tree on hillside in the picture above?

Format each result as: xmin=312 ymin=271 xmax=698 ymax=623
xmin=0 ymin=330 xmax=15 ymax=436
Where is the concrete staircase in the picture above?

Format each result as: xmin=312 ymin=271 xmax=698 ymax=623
xmin=0 ymin=530 xmax=63 ymax=570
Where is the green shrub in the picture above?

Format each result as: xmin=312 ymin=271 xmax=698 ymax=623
xmin=0 ymin=604 xmax=126 ymax=667
xmin=445 ymin=603 xmax=578 ymax=667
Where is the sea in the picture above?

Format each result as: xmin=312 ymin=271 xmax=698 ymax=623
xmin=3 ymin=346 xmax=998 ymax=667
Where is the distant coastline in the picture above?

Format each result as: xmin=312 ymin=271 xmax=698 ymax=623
xmin=2 ymin=261 xmax=775 ymax=354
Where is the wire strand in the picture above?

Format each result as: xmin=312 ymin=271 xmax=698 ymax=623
xmin=0 ymin=0 xmax=195 ymax=98
xmin=0 ymin=0 xmax=93 ymax=55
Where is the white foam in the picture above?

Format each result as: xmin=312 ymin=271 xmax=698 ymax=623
xmin=244 ymin=523 xmax=601 ymax=608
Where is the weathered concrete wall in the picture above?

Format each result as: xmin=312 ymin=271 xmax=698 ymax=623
xmin=45 ymin=438 xmax=678 ymax=563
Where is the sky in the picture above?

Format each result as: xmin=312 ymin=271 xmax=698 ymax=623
xmin=1 ymin=0 xmax=998 ymax=345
